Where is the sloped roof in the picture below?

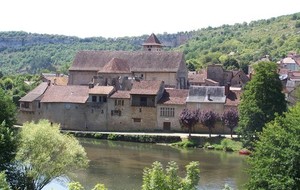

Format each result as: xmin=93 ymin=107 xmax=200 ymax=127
xmin=130 ymin=80 xmax=162 ymax=95
xmin=186 ymin=86 xmax=226 ymax=103
xmin=19 ymin=82 xmax=49 ymax=102
xmin=98 ymin=58 xmax=130 ymax=74
xmin=158 ymin=89 xmax=189 ymax=105
xmin=89 ymin=86 xmax=114 ymax=95
xmin=69 ymin=51 xmax=183 ymax=72
xmin=110 ymin=90 xmax=131 ymax=99
xmin=188 ymin=71 xmax=206 ymax=84
xmin=225 ymin=89 xmax=241 ymax=107
xmin=41 ymin=85 xmax=89 ymax=103
xmin=43 ymin=76 xmax=69 ymax=86
xmin=142 ymin=33 xmax=162 ymax=46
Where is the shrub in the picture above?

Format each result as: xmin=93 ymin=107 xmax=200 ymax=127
xmin=107 ymin=134 xmax=121 ymax=140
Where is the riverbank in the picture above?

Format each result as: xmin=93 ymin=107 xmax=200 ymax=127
xmin=63 ymin=130 xmax=240 ymax=149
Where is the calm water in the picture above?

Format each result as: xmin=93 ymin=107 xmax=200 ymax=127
xmin=44 ymin=138 xmax=248 ymax=190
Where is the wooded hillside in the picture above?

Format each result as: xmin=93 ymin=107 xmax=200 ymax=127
xmin=0 ymin=12 xmax=299 ymax=75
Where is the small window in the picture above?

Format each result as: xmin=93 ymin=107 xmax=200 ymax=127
xmin=92 ymin=96 xmax=97 ymax=102
xmin=140 ymin=97 xmax=147 ymax=106
xmin=103 ymin=96 xmax=107 ymax=102
xmin=99 ymin=96 xmax=102 ymax=102
xmin=111 ymin=110 xmax=121 ymax=116
xmin=22 ymin=102 xmax=30 ymax=109
xmin=38 ymin=102 xmax=41 ymax=108
xmin=115 ymin=99 xmax=124 ymax=106
xmin=160 ymin=107 xmax=175 ymax=117
xmin=133 ymin=118 xmax=141 ymax=122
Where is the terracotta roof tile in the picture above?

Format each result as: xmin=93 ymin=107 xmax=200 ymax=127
xmin=41 ymin=85 xmax=89 ymax=103
xmin=225 ymin=89 xmax=241 ymax=107
xmin=89 ymin=86 xmax=114 ymax=95
xmin=130 ymin=80 xmax=162 ymax=95
xmin=110 ymin=90 xmax=131 ymax=99
xmin=44 ymin=76 xmax=69 ymax=86
xmin=98 ymin=58 xmax=130 ymax=73
xmin=158 ymin=89 xmax=189 ymax=105
xmin=69 ymin=51 xmax=183 ymax=72
xmin=142 ymin=33 xmax=162 ymax=46
xmin=188 ymin=71 xmax=206 ymax=84
xmin=19 ymin=82 xmax=49 ymax=102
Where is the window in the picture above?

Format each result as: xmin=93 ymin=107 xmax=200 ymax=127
xmin=103 ymin=96 xmax=107 ymax=102
xmin=133 ymin=118 xmax=141 ymax=122
xmin=22 ymin=102 xmax=30 ymax=109
xmin=140 ymin=97 xmax=147 ymax=106
xmin=160 ymin=107 xmax=175 ymax=117
xmin=111 ymin=110 xmax=121 ymax=116
xmin=115 ymin=99 xmax=124 ymax=106
xmin=38 ymin=102 xmax=41 ymax=108
xmin=92 ymin=96 xmax=97 ymax=102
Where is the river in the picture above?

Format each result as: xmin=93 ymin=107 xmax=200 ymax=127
xmin=44 ymin=138 xmax=248 ymax=190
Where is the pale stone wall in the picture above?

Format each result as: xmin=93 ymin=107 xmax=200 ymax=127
xmin=68 ymin=71 xmax=98 ymax=85
xmin=207 ymin=65 xmax=225 ymax=85
xmin=131 ymin=106 xmax=158 ymax=131
xmin=176 ymin=59 xmax=188 ymax=89
xmin=17 ymin=101 xmax=43 ymax=124
xmin=107 ymin=98 xmax=134 ymax=131
xmin=143 ymin=72 xmax=177 ymax=87
xmin=156 ymin=104 xmax=185 ymax=131
xmin=193 ymin=122 xmax=232 ymax=134
xmin=186 ymin=102 xmax=225 ymax=114
xmin=40 ymin=103 xmax=87 ymax=130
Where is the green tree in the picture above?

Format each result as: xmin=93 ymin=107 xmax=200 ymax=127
xmin=246 ymin=103 xmax=300 ymax=189
xmin=0 ymin=121 xmax=18 ymax=171
xmin=179 ymin=109 xmax=200 ymax=138
xmin=221 ymin=109 xmax=239 ymax=137
xmin=0 ymin=88 xmax=16 ymax=128
xmin=223 ymin=57 xmax=239 ymax=70
xmin=0 ymin=172 xmax=10 ymax=190
xmin=69 ymin=182 xmax=107 ymax=190
xmin=199 ymin=110 xmax=219 ymax=138
xmin=8 ymin=120 xmax=88 ymax=190
xmin=238 ymin=61 xmax=286 ymax=148
xmin=142 ymin=161 xmax=200 ymax=190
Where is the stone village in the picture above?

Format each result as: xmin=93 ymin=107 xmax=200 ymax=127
xmin=17 ymin=34 xmax=300 ymax=134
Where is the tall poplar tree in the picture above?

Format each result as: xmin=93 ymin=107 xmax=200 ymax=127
xmin=238 ymin=61 xmax=286 ymax=148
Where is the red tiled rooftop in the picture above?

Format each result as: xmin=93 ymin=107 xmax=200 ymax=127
xmin=89 ymin=86 xmax=114 ymax=95
xmin=158 ymin=89 xmax=189 ymax=105
xmin=19 ymin=82 xmax=49 ymax=102
xmin=130 ymin=80 xmax=163 ymax=95
xmin=41 ymin=85 xmax=89 ymax=103
xmin=110 ymin=90 xmax=131 ymax=99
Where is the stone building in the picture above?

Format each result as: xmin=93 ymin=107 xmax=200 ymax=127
xmin=18 ymin=34 xmax=243 ymax=134
xmin=68 ymin=34 xmax=188 ymax=89
xmin=189 ymin=64 xmax=249 ymax=87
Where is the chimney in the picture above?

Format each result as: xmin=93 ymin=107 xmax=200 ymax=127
xmin=225 ymin=82 xmax=230 ymax=96
xmin=207 ymin=93 xmax=211 ymax=101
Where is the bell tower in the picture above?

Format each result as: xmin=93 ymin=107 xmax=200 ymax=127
xmin=142 ymin=33 xmax=163 ymax=51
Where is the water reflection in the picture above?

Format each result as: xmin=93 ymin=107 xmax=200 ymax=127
xmin=45 ymin=138 xmax=248 ymax=190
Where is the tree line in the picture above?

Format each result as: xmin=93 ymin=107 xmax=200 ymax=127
xmin=1 ymin=12 xmax=299 ymax=75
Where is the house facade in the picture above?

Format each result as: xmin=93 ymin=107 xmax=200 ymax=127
xmin=68 ymin=34 xmax=188 ymax=89
xmin=18 ymin=34 xmax=245 ymax=134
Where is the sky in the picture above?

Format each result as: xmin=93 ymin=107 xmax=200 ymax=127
xmin=1 ymin=0 xmax=299 ymax=38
